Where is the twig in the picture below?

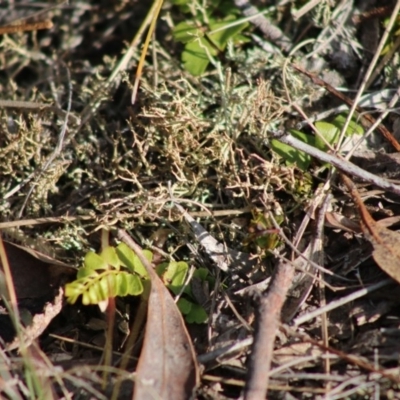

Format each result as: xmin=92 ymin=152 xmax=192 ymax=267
xmin=268 ymin=130 xmax=400 ymax=196
xmin=291 ymin=64 xmax=400 ymax=151
xmin=0 ymin=19 xmax=53 ymax=34
xmin=334 ymin=0 xmax=400 ymax=149
xmin=315 ymin=195 xmax=331 ymax=389
xmin=234 ymin=0 xmax=292 ymax=53
xmin=79 ymin=0 xmax=160 ymax=127
xmin=292 ymin=0 xmax=322 ymax=21
xmin=293 ymin=278 xmax=393 ymax=326
xmin=283 ymin=324 xmax=400 ymax=384
xmin=243 ymin=260 xmax=294 ymax=400
xmin=345 ymin=86 xmax=400 ymax=159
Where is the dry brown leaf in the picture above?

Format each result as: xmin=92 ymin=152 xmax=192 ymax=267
xmin=117 ymin=231 xmax=199 ymax=400
xmin=6 ymin=288 xmax=64 ymax=351
xmin=0 ymin=241 xmax=76 ymax=349
xmin=325 ymin=211 xmax=362 ymax=233
xmin=1 ymin=241 xmax=76 ymax=300
xmin=341 ymin=174 xmax=400 ymax=284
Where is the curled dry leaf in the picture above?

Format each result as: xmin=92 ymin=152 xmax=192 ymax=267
xmin=117 ymin=231 xmax=199 ymax=400
xmin=6 ymin=288 xmax=64 ymax=351
xmin=325 ymin=211 xmax=362 ymax=233
xmin=1 ymin=241 xmax=76 ymax=300
xmin=0 ymin=241 xmax=76 ymax=349
xmin=341 ymin=174 xmax=400 ymax=284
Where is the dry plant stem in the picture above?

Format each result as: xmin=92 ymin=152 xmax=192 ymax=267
xmin=0 ymin=236 xmax=19 ymax=321
xmin=131 ymin=0 xmax=164 ymax=103
xmin=293 ymin=278 xmax=392 ymax=326
xmin=49 ymin=333 xmax=132 ymax=355
xmin=292 ymin=183 xmax=331 ymax=248
xmin=0 ymin=20 xmax=53 ymax=34
xmin=314 ymin=195 xmax=331 ymax=389
xmin=345 ymin=86 xmax=400 ymax=160
xmin=205 ymin=374 xmax=329 ymax=394
xmin=340 ymin=174 xmax=383 ymax=237
xmin=243 ymin=261 xmax=294 ymax=400
xmin=335 ymin=0 xmax=400 ymax=147
xmin=79 ymin=0 xmax=159 ymax=126
xmin=269 ymin=212 xmax=350 ymax=284
xmin=366 ymin=33 xmax=400 ymax=88
xmin=283 ymin=324 xmax=400 ymax=385
xmin=291 ymin=64 xmax=400 ymax=151
xmin=102 ymin=297 xmax=116 ymax=389
xmin=0 ymin=215 xmax=91 ymax=229
xmin=268 ymin=130 xmax=400 ymax=196
xmin=234 ymin=0 xmax=292 ymax=52
xmin=198 ymin=337 xmax=253 ymax=365
xmin=0 ymin=99 xmax=79 ymax=123
xmin=292 ymin=0 xmax=322 ymax=21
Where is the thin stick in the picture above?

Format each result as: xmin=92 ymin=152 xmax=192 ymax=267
xmin=291 ymin=64 xmax=400 ymax=151
xmin=0 ymin=20 xmax=53 ymax=34
xmin=131 ymin=0 xmax=164 ymax=104
xmin=244 ymin=260 xmax=294 ymax=399
xmin=268 ymin=130 xmax=400 ymax=196
xmin=334 ymin=0 xmax=400 ymax=149
xmin=293 ymin=278 xmax=392 ymax=326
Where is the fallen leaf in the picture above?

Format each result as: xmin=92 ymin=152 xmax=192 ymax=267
xmin=0 ymin=241 xmax=76 ymax=348
xmin=341 ymin=174 xmax=400 ymax=284
xmin=1 ymin=241 xmax=76 ymax=300
xmin=6 ymin=288 xmax=64 ymax=351
xmin=325 ymin=211 xmax=362 ymax=233
xmin=117 ymin=231 xmax=199 ymax=400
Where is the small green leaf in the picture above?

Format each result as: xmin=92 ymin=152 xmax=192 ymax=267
xmin=270 ymin=130 xmax=314 ymax=171
xmin=83 ymin=285 xmax=100 ymax=305
xmin=164 ymin=261 xmax=188 ymax=292
xmin=177 ymin=297 xmax=192 ymax=315
xmin=100 ymin=247 xmax=120 ymax=269
xmin=208 ymin=18 xmax=249 ymax=51
xmin=170 ymin=0 xmax=190 ymax=7
xmin=185 ymin=303 xmax=208 ymax=324
xmin=331 ymin=115 xmax=364 ymax=136
xmin=84 ymin=251 xmax=107 ymax=271
xmin=77 ymin=266 xmax=97 ymax=279
xmin=116 ymin=243 xmax=136 ymax=272
xmin=193 ymin=267 xmax=209 ymax=281
xmin=133 ymin=250 xmax=152 ymax=278
xmin=156 ymin=262 xmax=168 ymax=277
xmin=98 ymin=274 xmax=113 ymax=299
xmin=65 ymin=281 xmax=85 ymax=304
xmin=314 ymin=121 xmax=340 ymax=150
xmin=126 ymin=274 xmax=144 ymax=296
xmin=115 ymin=272 xmax=129 ymax=296
xmin=182 ymin=39 xmax=215 ymax=76
xmin=116 ymin=243 xmax=152 ymax=278
xmin=172 ymin=21 xmax=201 ymax=43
